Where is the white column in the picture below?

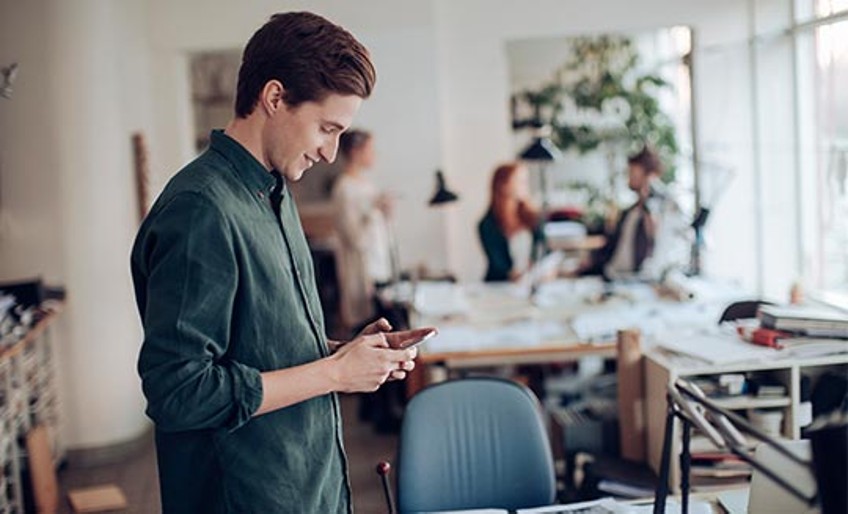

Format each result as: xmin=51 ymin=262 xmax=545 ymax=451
xmin=48 ymin=0 xmax=151 ymax=448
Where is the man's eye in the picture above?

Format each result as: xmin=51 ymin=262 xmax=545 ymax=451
xmin=321 ymin=126 xmax=334 ymax=135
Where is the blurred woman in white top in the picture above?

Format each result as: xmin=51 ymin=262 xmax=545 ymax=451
xmin=331 ymin=129 xmax=393 ymax=329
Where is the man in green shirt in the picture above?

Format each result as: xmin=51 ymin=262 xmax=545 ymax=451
xmin=131 ymin=12 xmax=417 ymax=513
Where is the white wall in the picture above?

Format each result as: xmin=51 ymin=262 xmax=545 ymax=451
xmin=0 ymin=0 xmax=64 ymax=281
xmin=1 ymin=0 xmax=153 ymax=448
xmin=433 ymin=0 xmax=758 ymax=282
xmin=49 ymin=0 xmax=153 ymax=448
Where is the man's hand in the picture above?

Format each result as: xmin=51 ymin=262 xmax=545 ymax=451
xmin=328 ymin=333 xmax=417 ymax=393
xmin=358 ymin=317 xmax=392 ymax=337
xmin=327 ymin=318 xmax=393 ymax=354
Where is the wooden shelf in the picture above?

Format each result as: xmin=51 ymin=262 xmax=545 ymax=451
xmin=644 ymin=351 xmax=848 ymax=494
xmin=0 ymin=302 xmax=65 ymax=512
xmin=0 ymin=306 xmax=64 ymax=360
xmin=709 ymin=395 xmax=791 ymax=410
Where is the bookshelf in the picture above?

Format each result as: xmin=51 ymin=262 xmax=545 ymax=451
xmin=0 ymin=305 xmax=64 ymax=512
xmin=644 ymin=349 xmax=848 ymax=492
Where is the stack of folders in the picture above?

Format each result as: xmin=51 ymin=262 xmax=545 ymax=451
xmin=759 ymin=305 xmax=848 ymax=337
xmin=689 ymin=451 xmax=752 ymax=481
xmin=754 ymin=305 xmax=848 ymax=356
xmin=686 ymin=436 xmax=755 ymax=491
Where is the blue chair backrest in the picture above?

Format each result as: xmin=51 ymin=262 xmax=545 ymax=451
xmin=397 ymin=378 xmax=556 ymax=513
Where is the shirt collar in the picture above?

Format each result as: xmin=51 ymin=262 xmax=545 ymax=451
xmin=209 ymin=129 xmax=279 ymax=195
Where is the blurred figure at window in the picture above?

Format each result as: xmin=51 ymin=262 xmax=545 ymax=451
xmin=581 ymin=146 xmax=689 ymax=280
xmin=478 ymin=162 xmax=545 ymax=282
xmin=331 ymin=129 xmax=393 ymax=330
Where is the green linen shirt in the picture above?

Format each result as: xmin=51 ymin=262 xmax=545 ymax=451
xmin=131 ymin=130 xmax=352 ymax=513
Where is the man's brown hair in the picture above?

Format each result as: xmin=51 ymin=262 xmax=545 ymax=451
xmin=235 ymin=12 xmax=376 ymax=117
xmin=628 ymin=146 xmax=663 ymax=175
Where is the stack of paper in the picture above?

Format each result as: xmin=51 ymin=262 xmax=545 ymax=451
xmin=571 ymin=306 xmax=665 ymax=343
xmin=424 ymin=321 xmax=570 ymax=353
xmin=414 ymin=282 xmax=469 ymax=318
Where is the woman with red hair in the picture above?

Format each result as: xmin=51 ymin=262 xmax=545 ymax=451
xmin=478 ymin=162 xmax=545 ymax=281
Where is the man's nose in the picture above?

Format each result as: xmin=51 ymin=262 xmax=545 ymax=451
xmin=319 ymin=138 xmax=339 ymax=163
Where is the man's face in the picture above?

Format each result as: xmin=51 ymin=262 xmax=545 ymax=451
xmin=263 ymin=93 xmax=363 ymax=181
xmin=628 ymin=163 xmax=649 ymax=192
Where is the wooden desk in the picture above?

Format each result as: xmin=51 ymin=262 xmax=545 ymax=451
xmin=404 ymin=277 xmax=740 ymax=396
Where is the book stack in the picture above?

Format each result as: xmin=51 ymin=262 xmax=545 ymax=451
xmin=690 ymin=451 xmax=752 ymax=480
xmin=755 ymin=306 xmax=848 ymax=357
xmin=688 ymin=434 xmax=757 ymax=490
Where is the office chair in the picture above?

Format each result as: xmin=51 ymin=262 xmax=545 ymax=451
xmin=377 ymin=377 xmax=556 ymax=513
xmin=717 ymin=300 xmax=775 ymax=324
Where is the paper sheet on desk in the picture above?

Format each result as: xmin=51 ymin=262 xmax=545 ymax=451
xmin=418 ymin=509 xmax=509 ymax=514
xmin=424 ymin=321 xmax=570 ymax=353
xmin=414 ymin=282 xmax=469 ymax=318
xmin=571 ymin=306 xmax=666 ymax=342
xmin=654 ymin=329 xmax=781 ymax=365
xmin=515 ymin=498 xmax=711 ymax=513
xmin=533 ymin=278 xmax=606 ymax=308
xmin=611 ymin=499 xmax=712 ymax=514
xmin=570 ymin=297 xmax=730 ymax=343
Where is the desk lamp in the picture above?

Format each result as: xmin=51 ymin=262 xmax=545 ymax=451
xmin=429 ymin=170 xmax=459 ymax=206
xmin=518 ymin=131 xmax=562 ymax=216
xmin=655 ymin=378 xmax=830 ymax=514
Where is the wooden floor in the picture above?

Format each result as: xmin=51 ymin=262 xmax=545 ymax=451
xmin=56 ymin=394 xmax=397 ymax=513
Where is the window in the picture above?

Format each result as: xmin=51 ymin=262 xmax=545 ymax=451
xmin=698 ymin=0 xmax=847 ymax=299
xmin=796 ymin=2 xmax=848 ymax=293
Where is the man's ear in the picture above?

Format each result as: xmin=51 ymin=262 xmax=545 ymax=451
xmin=260 ymin=80 xmax=286 ymax=115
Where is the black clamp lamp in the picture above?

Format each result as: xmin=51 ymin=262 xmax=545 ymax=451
xmin=655 ymin=378 xmax=845 ymax=514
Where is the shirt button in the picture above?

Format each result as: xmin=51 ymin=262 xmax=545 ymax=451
xmin=257 ymin=191 xmax=265 ymax=199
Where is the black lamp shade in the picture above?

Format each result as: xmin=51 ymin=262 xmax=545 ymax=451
xmin=519 ymin=136 xmax=562 ymax=162
xmin=429 ymin=170 xmax=459 ymax=206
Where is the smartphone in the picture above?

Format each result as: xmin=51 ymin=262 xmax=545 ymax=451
xmin=388 ymin=327 xmax=438 ymax=349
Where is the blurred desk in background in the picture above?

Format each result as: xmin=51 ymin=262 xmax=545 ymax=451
xmin=397 ymin=276 xmax=745 ymax=397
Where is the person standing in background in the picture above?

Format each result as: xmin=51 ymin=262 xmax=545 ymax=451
xmin=332 ymin=129 xmax=394 ymax=329
xmin=478 ymin=162 xmax=545 ymax=282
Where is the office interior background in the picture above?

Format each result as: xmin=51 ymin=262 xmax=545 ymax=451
xmin=0 ymin=0 xmax=846 ymax=511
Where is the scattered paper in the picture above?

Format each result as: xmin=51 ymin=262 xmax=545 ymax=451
xmin=414 ymin=282 xmax=469 ymax=318
xmin=654 ymin=329 xmax=780 ymax=365
xmin=424 ymin=321 xmax=572 ymax=353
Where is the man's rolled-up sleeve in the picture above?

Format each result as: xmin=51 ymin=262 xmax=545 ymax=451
xmin=135 ymin=192 xmax=263 ymax=433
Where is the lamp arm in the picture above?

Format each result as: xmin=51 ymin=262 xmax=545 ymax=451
xmin=674 ymin=383 xmax=818 ymax=507
xmin=667 ymin=385 xmax=725 ymax=448
xmin=676 ymin=384 xmax=808 ymax=467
